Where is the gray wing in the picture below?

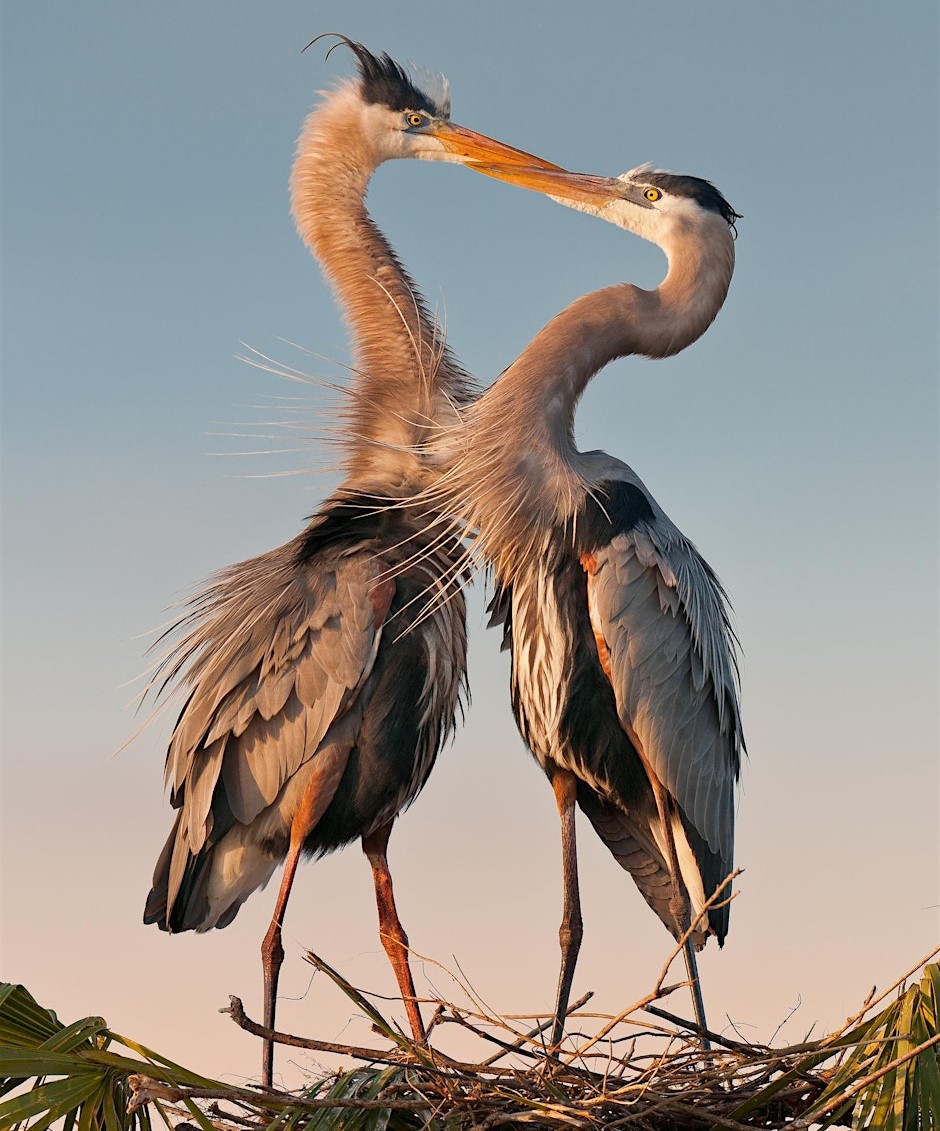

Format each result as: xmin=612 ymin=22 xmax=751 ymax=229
xmin=148 ymin=534 xmax=393 ymax=926
xmin=586 ymin=516 xmax=743 ymax=864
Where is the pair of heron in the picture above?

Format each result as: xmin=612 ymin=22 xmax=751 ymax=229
xmin=143 ymin=38 xmax=745 ymax=1087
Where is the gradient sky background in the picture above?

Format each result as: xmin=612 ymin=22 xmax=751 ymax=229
xmin=2 ymin=0 xmax=937 ymax=1089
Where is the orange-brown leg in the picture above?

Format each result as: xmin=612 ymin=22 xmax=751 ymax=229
xmin=260 ymin=746 xmax=350 ymax=1087
xmin=550 ymin=768 xmax=583 ymax=1049
xmin=260 ymin=836 xmax=304 ymax=1088
xmin=362 ymin=820 xmax=426 ymax=1044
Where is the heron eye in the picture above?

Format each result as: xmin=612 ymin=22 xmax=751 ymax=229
xmin=407 ymin=113 xmax=424 ymax=127
xmin=645 ymin=188 xmax=662 ymax=202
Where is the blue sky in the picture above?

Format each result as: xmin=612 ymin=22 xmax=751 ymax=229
xmin=2 ymin=0 xmax=937 ymax=1086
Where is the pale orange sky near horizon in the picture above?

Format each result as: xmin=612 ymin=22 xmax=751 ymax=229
xmin=2 ymin=0 xmax=937 ymax=1091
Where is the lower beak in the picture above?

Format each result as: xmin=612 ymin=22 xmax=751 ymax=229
xmin=465 ymin=164 xmax=624 ymax=205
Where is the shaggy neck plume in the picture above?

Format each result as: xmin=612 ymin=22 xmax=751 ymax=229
xmin=290 ymin=85 xmax=475 ymax=492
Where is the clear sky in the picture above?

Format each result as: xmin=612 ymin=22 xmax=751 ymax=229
xmin=2 ymin=0 xmax=937 ymax=1089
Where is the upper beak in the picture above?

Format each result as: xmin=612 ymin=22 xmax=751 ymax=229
xmin=428 ymin=121 xmax=564 ymax=170
xmin=463 ymin=164 xmax=626 ymax=206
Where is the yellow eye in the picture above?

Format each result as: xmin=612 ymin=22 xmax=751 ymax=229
xmin=407 ymin=113 xmax=424 ymax=127
xmin=645 ymin=187 xmax=662 ymax=202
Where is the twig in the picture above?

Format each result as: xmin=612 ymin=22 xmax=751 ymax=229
xmin=479 ymin=992 xmax=595 ymax=1067
xmin=440 ymin=1008 xmax=551 ymax=1067
xmin=129 ymin=1075 xmax=431 ymax=1114
xmin=654 ymin=1097 xmax=768 ymax=1130
xmin=424 ymin=1002 xmax=446 ymax=1037
xmin=653 ymin=871 xmax=740 ymax=1000
xmin=767 ymin=992 xmax=803 ymax=1046
xmin=823 ymin=942 xmax=940 ymax=1042
xmin=642 ymin=1004 xmax=764 ymax=1054
xmin=223 ymin=996 xmax=419 ymax=1067
xmin=561 ymin=981 xmax=688 ymax=1065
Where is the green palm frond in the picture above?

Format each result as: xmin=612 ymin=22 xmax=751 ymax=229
xmin=0 ymin=983 xmax=145 ymax=1131
xmin=0 ymin=983 xmax=223 ymax=1131
xmin=0 ymin=983 xmax=435 ymax=1131
xmin=807 ymin=963 xmax=940 ymax=1129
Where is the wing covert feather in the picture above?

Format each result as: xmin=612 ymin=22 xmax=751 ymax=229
xmin=588 ymin=520 xmax=743 ymax=862
xmin=162 ymin=543 xmax=394 ymax=841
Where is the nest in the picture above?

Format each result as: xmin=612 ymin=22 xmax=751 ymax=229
xmin=124 ymin=943 xmax=940 ymax=1131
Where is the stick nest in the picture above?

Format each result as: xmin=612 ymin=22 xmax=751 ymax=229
xmin=126 ymin=946 xmax=940 ymax=1131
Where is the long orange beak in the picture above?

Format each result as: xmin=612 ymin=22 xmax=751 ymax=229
xmin=428 ymin=121 xmax=564 ymax=170
xmin=465 ymin=164 xmax=627 ymax=205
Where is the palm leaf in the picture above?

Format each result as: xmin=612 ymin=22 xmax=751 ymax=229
xmin=0 ymin=984 xmax=219 ymax=1131
xmin=807 ymin=964 xmax=940 ymax=1129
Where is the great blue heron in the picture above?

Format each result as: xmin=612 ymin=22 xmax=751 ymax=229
xmin=419 ymin=162 xmax=745 ymax=1047
xmin=143 ymin=39 xmax=560 ymax=1086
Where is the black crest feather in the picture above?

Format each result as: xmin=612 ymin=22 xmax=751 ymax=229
xmin=645 ymin=171 xmax=741 ymax=228
xmin=315 ymin=35 xmax=442 ymax=116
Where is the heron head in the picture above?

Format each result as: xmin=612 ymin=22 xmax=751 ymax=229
xmin=465 ymin=161 xmax=740 ymax=243
xmin=311 ymin=35 xmax=563 ymax=170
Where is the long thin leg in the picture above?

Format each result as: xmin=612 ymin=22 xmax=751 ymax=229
xmin=362 ymin=820 xmax=426 ymax=1044
xmin=683 ymin=940 xmax=712 ymax=1051
xmin=259 ymin=746 xmax=350 ymax=1087
xmin=260 ymin=837 xmax=304 ymax=1088
xmin=647 ymin=777 xmax=712 ymax=1050
xmin=550 ymin=768 xmax=583 ymax=1049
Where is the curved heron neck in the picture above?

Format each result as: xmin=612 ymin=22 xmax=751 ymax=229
xmin=290 ymin=86 xmax=474 ymax=491
xmin=452 ymin=226 xmax=734 ymax=574
xmin=503 ymin=222 xmax=734 ymax=410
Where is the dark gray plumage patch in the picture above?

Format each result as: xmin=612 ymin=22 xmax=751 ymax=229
xmin=297 ymin=489 xmax=432 ymax=563
xmin=340 ymin=38 xmax=443 ymax=116
xmin=486 ymin=580 xmax=513 ymax=652
xmin=645 ymin=171 xmax=741 ymax=227
xmin=577 ymin=481 xmax=655 ymax=554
